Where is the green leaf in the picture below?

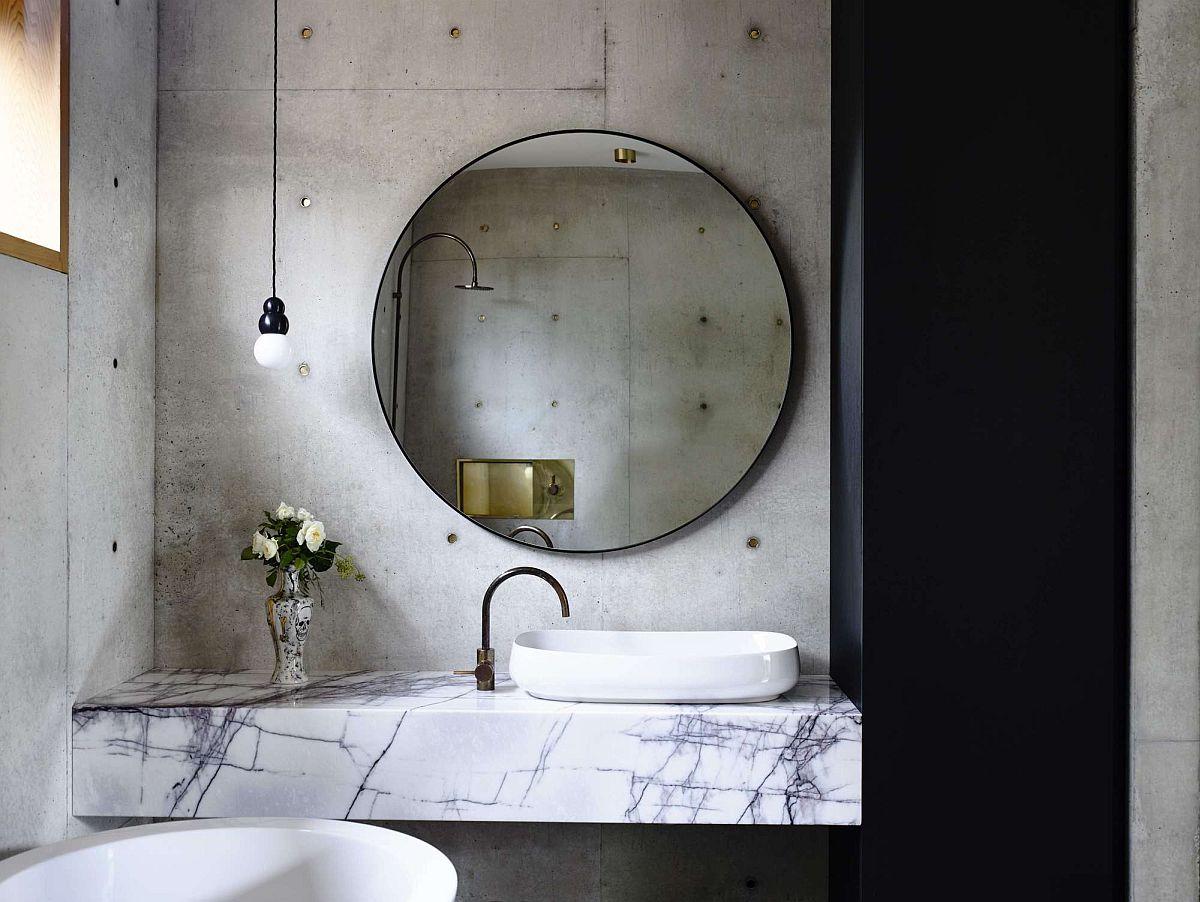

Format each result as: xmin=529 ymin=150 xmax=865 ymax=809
xmin=324 ymin=541 xmax=341 ymax=552
xmin=266 ymin=569 xmax=278 ymax=588
xmin=240 ymin=547 xmax=255 ymax=560
xmin=311 ymin=556 xmax=333 ymax=573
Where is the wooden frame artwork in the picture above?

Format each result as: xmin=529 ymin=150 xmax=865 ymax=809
xmin=0 ymin=0 xmax=69 ymax=273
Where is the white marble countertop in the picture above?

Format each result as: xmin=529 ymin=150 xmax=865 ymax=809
xmin=73 ymin=670 xmax=862 ymax=825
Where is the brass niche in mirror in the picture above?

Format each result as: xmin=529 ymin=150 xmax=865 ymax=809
xmin=372 ymin=130 xmax=793 ymax=553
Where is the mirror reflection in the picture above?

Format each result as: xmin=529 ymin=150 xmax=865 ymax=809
xmin=373 ymin=131 xmax=791 ymax=552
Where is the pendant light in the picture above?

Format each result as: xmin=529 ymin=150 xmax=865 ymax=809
xmin=254 ymin=0 xmax=292 ymax=369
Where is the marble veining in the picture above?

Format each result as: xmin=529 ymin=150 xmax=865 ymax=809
xmin=72 ymin=671 xmax=861 ymax=825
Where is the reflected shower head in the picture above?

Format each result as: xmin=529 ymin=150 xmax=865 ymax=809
xmin=395 ymin=233 xmax=493 ymax=297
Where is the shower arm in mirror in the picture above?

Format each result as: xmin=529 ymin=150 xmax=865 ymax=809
xmin=388 ymin=233 xmax=493 ymax=429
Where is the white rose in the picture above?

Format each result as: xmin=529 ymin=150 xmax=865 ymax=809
xmin=252 ymin=531 xmax=279 ymax=560
xmin=275 ymin=502 xmax=296 ymax=520
xmin=296 ymin=508 xmax=313 ymax=522
xmin=301 ymin=520 xmax=326 ymax=552
xmin=296 ymin=519 xmax=312 ymax=544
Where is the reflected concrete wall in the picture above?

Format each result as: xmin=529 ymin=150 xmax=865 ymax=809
xmin=156 ymin=2 xmax=829 ymax=899
xmin=405 ymin=167 xmax=634 ymax=549
xmin=399 ymin=167 xmax=788 ymax=551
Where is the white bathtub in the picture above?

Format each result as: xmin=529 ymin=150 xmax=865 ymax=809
xmin=0 ymin=818 xmax=457 ymax=902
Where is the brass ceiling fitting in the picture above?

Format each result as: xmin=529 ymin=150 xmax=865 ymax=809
xmin=450 ymin=27 xmax=461 ymax=38
xmin=297 ymin=362 xmax=310 ymax=377
xmin=747 ymin=196 xmax=762 ymax=210
xmin=614 ymin=147 xmax=638 ymax=164
xmin=747 ymin=536 xmax=761 ymax=548
xmin=300 ymin=25 xmax=313 ymax=39
xmin=748 ymin=27 xmax=762 ymax=40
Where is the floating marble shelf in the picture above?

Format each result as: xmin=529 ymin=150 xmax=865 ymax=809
xmin=72 ymin=670 xmax=862 ymax=826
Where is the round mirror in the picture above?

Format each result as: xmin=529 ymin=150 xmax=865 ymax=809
xmin=372 ymin=130 xmax=792 ymax=552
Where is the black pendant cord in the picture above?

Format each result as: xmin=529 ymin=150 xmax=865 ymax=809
xmin=271 ymin=0 xmax=278 ymax=298
xmin=255 ymin=0 xmax=287 ymax=343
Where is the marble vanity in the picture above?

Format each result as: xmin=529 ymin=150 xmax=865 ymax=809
xmin=72 ymin=670 xmax=861 ymax=826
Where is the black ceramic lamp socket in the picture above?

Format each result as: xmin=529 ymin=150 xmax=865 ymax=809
xmin=254 ymin=297 xmax=292 ymax=368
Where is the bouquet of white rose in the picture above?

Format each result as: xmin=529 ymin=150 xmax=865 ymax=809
xmin=241 ymin=502 xmax=364 ymax=591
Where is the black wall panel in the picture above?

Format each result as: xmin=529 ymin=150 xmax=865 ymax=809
xmin=830 ymin=3 xmax=1129 ymax=899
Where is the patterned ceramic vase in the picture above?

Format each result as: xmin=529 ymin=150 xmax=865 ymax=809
xmin=266 ymin=568 xmax=313 ymax=685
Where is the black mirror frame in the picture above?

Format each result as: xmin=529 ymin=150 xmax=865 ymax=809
xmin=370 ymin=128 xmax=796 ymax=554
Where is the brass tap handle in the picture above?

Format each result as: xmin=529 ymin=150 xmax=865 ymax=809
xmin=473 ymin=647 xmax=496 ymax=691
xmin=474 ymin=661 xmax=495 ymax=690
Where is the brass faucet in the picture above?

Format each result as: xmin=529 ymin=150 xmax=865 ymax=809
xmin=457 ymin=567 xmax=570 ymax=690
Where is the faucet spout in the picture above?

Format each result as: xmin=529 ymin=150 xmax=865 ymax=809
xmin=507 ymin=525 xmax=554 ymax=548
xmin=482 ymin=566 xmax=569 ymax=648
xmin=472 ymin=567 xmax=569 ymax=690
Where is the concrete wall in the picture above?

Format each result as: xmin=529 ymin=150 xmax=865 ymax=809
xmin=67 ymin=0 xmax=157 ymax=736
xmin=155 ymin=0 xmax=830 ymax=680
xmin=0 ymin=0 xmax=157 ymax=856
xmin=155 ymin=2 xmax=828 ymax=898
xmin=1132 ymin=0 xmax=1200 ymax=897
xmin=0 ymin=255 xmax=69 ymax=858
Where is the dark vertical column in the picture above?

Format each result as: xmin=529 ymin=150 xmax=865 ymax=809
xmin=829 ymin=0 xmax=864 ymax=894
xmin=829 ymin=3 xmax=1130 ymax=899
xmin=831 ymin=0 xmax=865 ymax=715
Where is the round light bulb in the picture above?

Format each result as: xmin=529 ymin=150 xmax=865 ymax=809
xmin=254 ymin=332 xmax=292 ymax=368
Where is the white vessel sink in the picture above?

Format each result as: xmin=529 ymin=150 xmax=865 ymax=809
xmin=509 ymin=630 xmax=800 ymax=703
